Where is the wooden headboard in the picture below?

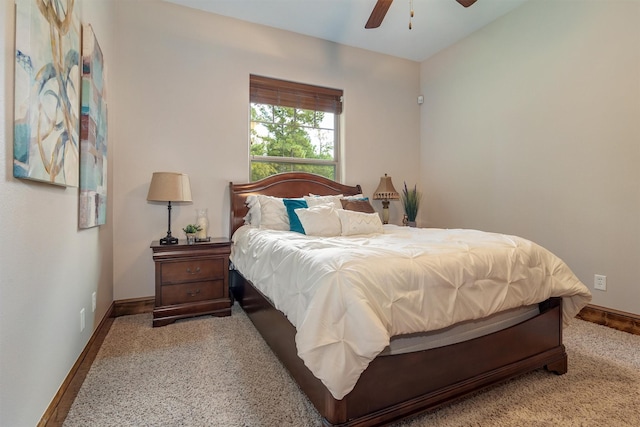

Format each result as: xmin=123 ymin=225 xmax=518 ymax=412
xmin=229 ymin=172 xmax=363 ymax=236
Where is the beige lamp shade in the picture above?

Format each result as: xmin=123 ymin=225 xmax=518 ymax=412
xmin=147 ymin=172 xmax=192 ymax=245
xmin=373 ymin=174 xmax=399 ymax=201
xmin=147 ymin=172 xmax=193 ymax=202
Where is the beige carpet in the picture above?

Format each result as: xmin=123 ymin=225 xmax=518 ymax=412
xmin=64 ymin=304 xmax=640 ymax=426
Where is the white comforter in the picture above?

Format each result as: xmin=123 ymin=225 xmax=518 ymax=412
xmin=230 ymin=224 xmax=591 ymax=400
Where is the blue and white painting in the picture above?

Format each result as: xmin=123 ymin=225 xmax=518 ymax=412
xmin=14 ymin=0 xmax=80 ymax=187
xmin=79 ymin=24 xmax=108 ymax=228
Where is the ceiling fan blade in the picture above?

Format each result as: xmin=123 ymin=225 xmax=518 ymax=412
xmin=456 ymin=0 xmax=478 ymax=7
xmin=365 ymin=0 xmax=393 ymax=29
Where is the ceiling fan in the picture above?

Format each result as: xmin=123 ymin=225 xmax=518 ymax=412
xmin=365 ymin=0 xmax=478 ymax=29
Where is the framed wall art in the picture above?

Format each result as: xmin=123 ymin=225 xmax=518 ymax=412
xmin=13 ymin=0 xmax=81 ymax=187
xmin=79 ymin=24 xmax=108 ymax=228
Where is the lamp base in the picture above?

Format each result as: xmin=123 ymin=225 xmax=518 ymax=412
xmin=159 ymin=236 xmax=178 ymax=245
xmin=381 ymin=200 xmax=390 ymax=224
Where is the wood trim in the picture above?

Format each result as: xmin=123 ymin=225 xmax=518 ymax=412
xmin=36 ymin=297 xmax=636 ymax=426
xmin=39 ymin=298 xmax=154 ymax=426
xmin=113 ymin=296 xmax=154 ymax=317
xmin=577 ymin=304 xmax=640 ymax=335
xmin=40 ymin=302 xmax=116 ymax=427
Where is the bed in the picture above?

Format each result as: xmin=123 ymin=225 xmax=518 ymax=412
xmin=228 ymin=172 xmax=591 ymax=427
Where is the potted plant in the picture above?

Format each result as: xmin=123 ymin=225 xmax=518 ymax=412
xmin=401 ymin=182 xmax=422 ymax=227
xmin=182 ymin=224 xmax=202 ymax=244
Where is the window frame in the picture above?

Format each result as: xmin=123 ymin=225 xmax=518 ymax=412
xmin=249 ymin=74 xmax=343 ymax=182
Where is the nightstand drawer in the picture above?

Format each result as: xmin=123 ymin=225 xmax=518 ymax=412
xmin=161 ymin=280 xmax=225 ymax=306
xmin=160 ymin=258 xmax=224 ymax=284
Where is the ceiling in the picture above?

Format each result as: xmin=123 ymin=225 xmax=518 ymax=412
xmin=163 ymin=0 xmax=529 ymax=62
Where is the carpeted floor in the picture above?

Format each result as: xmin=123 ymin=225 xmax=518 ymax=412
xmin=64 ymin=304 xmax=640 ymax=426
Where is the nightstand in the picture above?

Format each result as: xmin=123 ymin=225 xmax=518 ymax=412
xmin=150 ymin=238 xmax=231 ymax=327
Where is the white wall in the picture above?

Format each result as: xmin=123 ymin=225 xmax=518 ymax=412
xmin=1 ymin=1 xmax=418 ymax=422
xmin=0 ymin=1 xmax=116 ymax=426
xmin=11 ymin=0 xmax=638 ymax=424
xmin=112 ymin=0 xmax=421 ymax=300
xmin=420 ymin=0 xmax=640 ymax=315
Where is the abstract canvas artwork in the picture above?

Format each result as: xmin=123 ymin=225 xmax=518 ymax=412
xmin=79 ymin=24 xmax=108 ymax=228
xmin=13 ymin=0 xmax=81 ymax=187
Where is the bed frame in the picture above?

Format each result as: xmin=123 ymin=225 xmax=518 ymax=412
xmin=229 ymin=172 xmax=567 ymax=427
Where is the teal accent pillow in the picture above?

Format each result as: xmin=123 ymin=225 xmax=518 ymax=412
xmin=283 ymin=199 xmax=308 ymax=234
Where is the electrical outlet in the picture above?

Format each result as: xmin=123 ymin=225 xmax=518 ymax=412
xmin=594 ymin=274 xmax=607 ymax=291
xmin=92 ymin=292 xmax=96 ymax=312
xmin=80 ymin=308 xmax=86 ymax=332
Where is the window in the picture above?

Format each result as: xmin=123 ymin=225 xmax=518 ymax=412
xmin=249 ymin=75 xmax=343 ymax=182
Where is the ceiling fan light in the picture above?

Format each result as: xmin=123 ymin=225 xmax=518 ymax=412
xmin=366 ymin=0 xmax=479 ymax=30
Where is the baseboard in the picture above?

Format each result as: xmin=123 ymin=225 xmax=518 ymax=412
xmin=577 ymin=304 xmax=640 ymax=336
xmin=37 ymin=299 xmax=636 ymax=426
xmin=39 ymin=302 xmax=116 ymax=427
xmin=113 ymin=296 xmax=155 ymax=316
xmin=39 ymin=297 xmax=154 ymax=427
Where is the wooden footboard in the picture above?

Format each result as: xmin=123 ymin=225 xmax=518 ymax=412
xmin=231 ymin=270 xmax=566 ymax=427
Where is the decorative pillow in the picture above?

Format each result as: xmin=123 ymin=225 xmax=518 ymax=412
xmin=340 ymin=194 xmax=365 ymax=200
xmin=294 ymin=205 xmax=342 ymax=237
xmin=243 ymin=195 xmax=261 ymax=227
xmin=337 ymin=209 xmax=384 ymax=236
xmin=283 ymin=198 xmax=308 ymax=234
xmin=257 ymin=195 xmax=289 ymax=231
xmin=340 ymin=198 xmax=375 ymax=214
xmin=304 ymin=194 xmax=344 ymax=210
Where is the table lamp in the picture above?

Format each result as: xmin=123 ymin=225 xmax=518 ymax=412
xmin=147 ymin=172 xmax=192 ymax=245
xmin=373 ymin=173 xmax=399 ymax=224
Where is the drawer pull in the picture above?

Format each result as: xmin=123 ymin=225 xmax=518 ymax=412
xmin=186 ymin=267 xmax=201 ymax=275
xmin=186 ymin=289 xmax=201 ymax=297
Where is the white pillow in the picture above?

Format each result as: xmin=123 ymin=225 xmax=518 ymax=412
xmin=337 ymin=209 xmax=384 ymax=236
xmin=243 ymin=195 xmax=261 ymax=227
xmin=295 ymin=205 xmax=342 ymax=237
xmin=257 ymin=195 xmax=289 ymax=231
xmin=304 ymin=194 xmax=343 ymax=210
